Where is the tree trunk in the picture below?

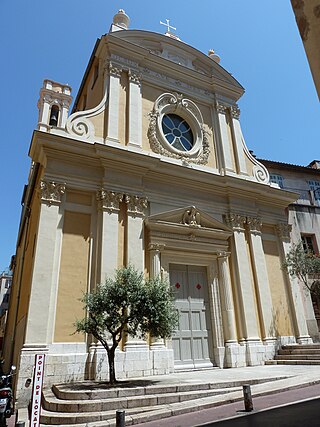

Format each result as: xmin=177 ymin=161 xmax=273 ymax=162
xmin=107 ymin=347 xmax=116 ymax=384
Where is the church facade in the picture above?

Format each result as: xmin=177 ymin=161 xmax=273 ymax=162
xmin=4 ymin=10 xmax=313 ymax=404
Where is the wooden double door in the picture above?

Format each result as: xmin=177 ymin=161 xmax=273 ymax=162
xmin=170 ymin=264 xmax=213 ymax=369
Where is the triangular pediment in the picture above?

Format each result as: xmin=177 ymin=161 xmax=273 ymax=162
xmin=146 ymin=206 xmax=232 ymax=233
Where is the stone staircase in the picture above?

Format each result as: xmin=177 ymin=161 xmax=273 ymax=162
xmin=265 ymin=344 xmax=320 ymax=365
xmin=40 ymin=377 xmax=283 ymax=426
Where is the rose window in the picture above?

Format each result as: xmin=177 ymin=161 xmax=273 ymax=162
xmin=161 ymin=114 xmax=194 ymax=152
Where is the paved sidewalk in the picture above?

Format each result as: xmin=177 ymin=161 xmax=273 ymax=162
xmin=134 ymin=383 xmax=320 ymax=426
xmin=11 ymin=364 xmax=320 ymax=426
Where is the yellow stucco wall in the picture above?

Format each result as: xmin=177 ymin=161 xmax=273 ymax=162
xmin=263 ymin=239 xmax=293 ymax=336
xmin=5 ymin=170 xmax=43 ymax=368
xmin=54 ymin=211 xmax=91 ymax=342
xmin=66 ymin=191 xmax=92 ymax=206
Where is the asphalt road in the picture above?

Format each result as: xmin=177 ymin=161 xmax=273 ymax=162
xmin=199 ymin=397 xmax=320 ymax=427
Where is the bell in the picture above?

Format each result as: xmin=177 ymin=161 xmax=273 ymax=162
xmin=49 ymin=107 xmax=59 ymax=126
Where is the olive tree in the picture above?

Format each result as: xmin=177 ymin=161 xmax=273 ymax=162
xmin=75 ymin=265 xmax=178 ymax=384
xmin=283 ymin=242 xmax=320 ymax=296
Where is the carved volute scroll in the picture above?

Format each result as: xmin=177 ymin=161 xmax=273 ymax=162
xmin=96 ymin=189 xmax=123 ymax=213
xmin=40 ymin=180 xmax=66 ymax=205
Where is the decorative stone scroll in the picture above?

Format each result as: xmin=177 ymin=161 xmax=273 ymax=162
xmin=124 ymin=195 xmax=148 ymax=217
xmin=96 ymin=189 xmax=123 ymax=213
xmin=182 ymin=206 xmax=201 ymax=227
xmin=276 ymin=223 xmax=292 ymax=240
xmin=246 ymin=216 xmax=262 ymax=234
xmin=40 ymin=180 xmax=66 ymax=205
xmin=224 ymin=213 xmax=246 ymax=231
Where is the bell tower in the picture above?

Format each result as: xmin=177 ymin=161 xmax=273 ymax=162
xmin=37 ymin=79 xmax=72 ymax=132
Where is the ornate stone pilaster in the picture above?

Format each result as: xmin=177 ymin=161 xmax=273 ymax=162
xmin=25 ymin=182 xmax=65 ymax=346
xmin=124 ymin=194 xmax=148 ymax=271
xmin=246 ymin=216 xmax=274 ymax=341
xmin=217 ymin=252 xmax=237 ymax=342
xmin=106 ymin=63 xmax=122 ymax=142
xmin=127 ymin=69 xmax=142 ymax=148
xmin=224 ymin=212 xmax=261 ymax=344
xmin=40 ymin=180 xmax=66 ymax=205
xmin=96 ymin=189 xmax=123 ymax=213
xmin=96 ymin=189 xmax=123 ymax=281
xmin=276 ymin=222 xmax=311 ymax=344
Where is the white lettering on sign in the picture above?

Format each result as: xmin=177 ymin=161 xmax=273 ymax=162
xmin=29 ymin=354 xmax=45 ymax=427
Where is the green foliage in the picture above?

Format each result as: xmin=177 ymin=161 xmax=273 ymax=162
xmin=282 ymin=242 xmax=320 ymax=295
xmin=75 ymin=265 xmax=178 ymax=383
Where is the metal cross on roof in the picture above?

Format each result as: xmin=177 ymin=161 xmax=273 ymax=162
xmin=160 ymin=18 xmax=176 ymax=33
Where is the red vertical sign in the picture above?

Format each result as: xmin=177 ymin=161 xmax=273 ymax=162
xmin=29 ymin=354 xmax=45 ymax=427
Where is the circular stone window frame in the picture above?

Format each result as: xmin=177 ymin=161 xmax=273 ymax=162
xmin=148 ymin=92 xmax=210 ymax=164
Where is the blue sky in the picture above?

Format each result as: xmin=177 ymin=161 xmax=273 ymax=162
xmin=0 ymin=1 xmax=319 ymax=270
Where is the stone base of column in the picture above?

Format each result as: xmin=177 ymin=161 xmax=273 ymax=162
xmin=244 ymin=339 xmax=265 ymax=366
xmin=262 ymin=338 xmax=277 ymax=361
xmin=297 ymin=335 xmax=313 ymax=344
xmin=224 ymin=342 xmax=245 ymax=368
xmin=306 ymin=319 xmax=320 ymax=343
xmin=150 ymin=338 xmax=166 ymax=350
xmin=213 ymin=346 xmax=225 ymax=368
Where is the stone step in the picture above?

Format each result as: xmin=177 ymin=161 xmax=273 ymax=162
xmin=265 ymin=359 xmax=320 ymax=365
xmin=40 ymin=405 xmax=156 ymax=425
xmin=52 ymin=378 xmax=277 ymax=401
xmin=279 ymin=348 xmax=320 ymax=355
xmin=275 ymin=354 xmax=320 ymax=360
xmin=43 ymin=386 xmax=241 ymax=413
xmin=282 ymin=344 xmax=320 ymax=350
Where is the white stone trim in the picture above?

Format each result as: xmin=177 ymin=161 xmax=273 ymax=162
xmin=128 ymin=70 xmax=142 ymax=148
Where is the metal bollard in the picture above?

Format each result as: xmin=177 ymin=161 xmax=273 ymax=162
xmin=15 ymin=422 xmax=25 ymax=427
xmin=242 ymin=384 xmax=253 ymax=412
xmin=116 ymin=409 xmax=125 ymax=427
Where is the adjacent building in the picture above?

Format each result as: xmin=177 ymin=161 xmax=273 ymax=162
xmin=3 ymin=10 xmax=316 ymax=405
xmin=260 ymin=158 xmax=320 ymax=341
xmin=0 ymin=269 xmax=12 ymax=350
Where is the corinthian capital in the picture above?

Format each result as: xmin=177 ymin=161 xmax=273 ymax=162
xmin=128 ymin=70 xmax=142 ymax=86
xmin=246 ymin=216 xmax=262 ymax=234
xmin=96 ymin=189 xmax=123 ymax=212
xmin=40 ymin=180 xmax=66 ymax=205
xmin=224 ymin=212 xmax=246 ymax=230
xmin=108 ymin=62 xmax=122 ymax=78
xmin=230 ymin=105 xmax=240 ymax=119
xmin=124 ymin=194 xmax=148 ymax=217
xmin=216 ymin=102 xmax=227 ymax=114
xmin=276 ymin=223 xmax=292 ymax=240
